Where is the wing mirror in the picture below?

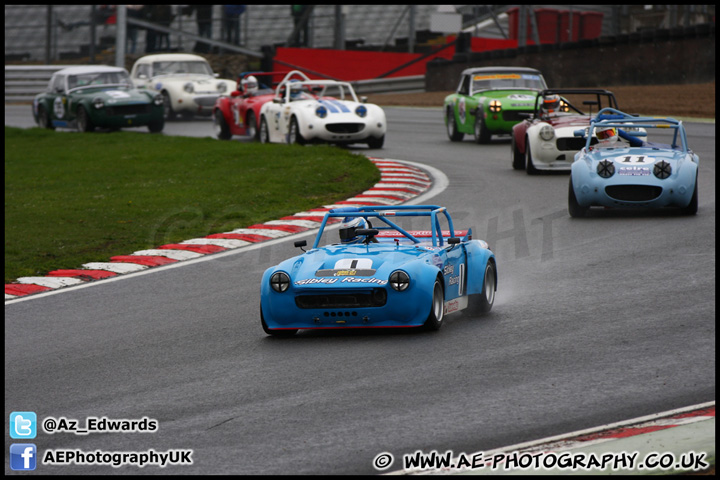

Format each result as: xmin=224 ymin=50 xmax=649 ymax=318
xmin=294 ymin=240 xmax=307 ymax=252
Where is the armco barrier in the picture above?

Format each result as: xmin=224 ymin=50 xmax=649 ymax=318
xmin=5 ymin=65 xmax=425 ymax=103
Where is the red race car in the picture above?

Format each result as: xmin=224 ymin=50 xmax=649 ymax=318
xmin=213 ymin=70 xmax=309 ymax=141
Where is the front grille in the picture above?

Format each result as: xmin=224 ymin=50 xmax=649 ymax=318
xmin=295 ymin=289 xmax=386 ymax=308
xmin=605 ymin=185 xmax=662 ymax=202
xmin=557 ymin=137 xmax=598 ymax=151
xmin=106 ymin=104 xmax=151 ymax=116
xmin=326 ymin=123 xmax=365 ymax=134
xmin=502 ymin=110 xmax=532 ymax=122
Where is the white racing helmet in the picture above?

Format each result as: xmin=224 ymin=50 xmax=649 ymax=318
xmin=596 ymin=125 xmax=618 ymax=142
xmin=339 ymin=217 xmax=370 ymax=244
xmin=241 ymin=75 xmax=258 ymax=94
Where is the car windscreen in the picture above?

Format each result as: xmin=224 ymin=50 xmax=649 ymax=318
xmin=315 ymin=213 xmax=450 ymax=248
xmin=68 ymin=71 xmax=133 ymax=90
xmin=471 ymin=73 xmax=546 ymax=93
xmin=152 ymin=61 xmax=213 ymax=76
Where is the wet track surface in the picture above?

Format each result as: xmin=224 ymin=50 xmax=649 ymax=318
xmin=5 ymin=106 xmax=715 ymax=474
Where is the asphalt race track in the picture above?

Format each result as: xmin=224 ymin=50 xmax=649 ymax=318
xmin=4 ymin=106 xmax=716 ymax=475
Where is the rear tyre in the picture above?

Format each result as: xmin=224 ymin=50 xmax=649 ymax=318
xmin=568 ymin=179 xmax=588 ymax=218
xmin=466 ymin=261 xmax=496 ymax=315
xmin=260 ymin=116 xmax=270 ymax=143
xmin=76 ymin=106 xmax=94 ymax=132
xmin=423 ymin=280 xmax=445 ymax=331
xmin=511 ymin=134 xmax=525 ymax=169
xmin=247 ymin=111 xmax=259 ymax=140
xmin=446 ymin=108 xmax=464 ymax=142
xmin=214 ymin=110 xmax=231 ymax=140
xmin=38 ymin=105 xmax=54 ymax=129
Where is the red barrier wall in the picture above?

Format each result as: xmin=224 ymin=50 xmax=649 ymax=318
xmin=448 ymin=35 xmax=518 ymax=53
xmin=273 ymin=47 xmax=452 ymax=81
xmin=273 ymin=36 xmax=518 ymax=81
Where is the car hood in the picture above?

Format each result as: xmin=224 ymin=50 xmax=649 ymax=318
xmin=281 ymin=244 xmax=437 ymax=287
xmin=546 ymin=115 xmax=591 ymax=128
xmin=306 ymin=98 xmax=370 ymax=116
xmin=475 ymin=90 xmax=538 ymax=102
xmin=72 ymin=87 xmax=152 ymax=104
xmin=584 ymin=147 xmax=688 ymax=170
xmin=152 ymin=74 xmax=230 ymax=84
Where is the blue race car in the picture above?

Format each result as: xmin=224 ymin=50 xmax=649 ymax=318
xmin=260 ymin=205 xmax=497 ymax=336
xmin=568 ymin=108 xmax=699 ymax=217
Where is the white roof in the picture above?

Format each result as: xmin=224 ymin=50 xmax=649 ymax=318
xmin=55 ymin=65 xmax=128 ymax=75
xmin=135 ymin=53 xmax=210 ymax=63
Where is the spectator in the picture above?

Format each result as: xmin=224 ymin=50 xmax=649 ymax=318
xmin=126 ymin=5 xmax=144 ymax=54
xmin=223 ymin=5 xmax=245 ymax=45
xmin=183 ymin=5 xmax=213 ymax=53
xmin=143 ymin=5 xmax=158 ymax=52
xmin=290 ymin=5 xmax=309 ymax=47
xmin=95 ymin=5 xmax=116 ymax=27
xmin=153 ymin=5 xmax=174 ymax=51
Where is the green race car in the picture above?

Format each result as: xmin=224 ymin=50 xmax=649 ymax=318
xmin=32 ymin=65 xmax=165 ymax=133
xmin=444 ymin=66 xmax=547 ymax=144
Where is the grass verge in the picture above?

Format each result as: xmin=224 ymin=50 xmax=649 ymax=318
xmin=5 ymin=127 xmax=381 ymax=283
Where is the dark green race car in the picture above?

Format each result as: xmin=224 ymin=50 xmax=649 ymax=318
xmin=444 ymin=66 xmax=547 ymax=144
xmin=32 ymin=66 xmax=164 ymax=133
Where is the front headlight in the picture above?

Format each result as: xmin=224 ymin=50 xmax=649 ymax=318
xmin=183 ymin=82 xmax=194 ymax=93
xmin=92 ymin=97 xmax=104 ymax=109
xmin=355 ymin=105 xmax=367 ymax=118
xmin=153 ymin=94 xmax=163 ymax=106
xmin=315 ymin=105 xmax=328 ymax=118
xmin=653 ymin=160 xmax=672 ymax=179
xmin=597 ymin=159 xmax=615 ymax=178
xmin=539 ymin=124 xmax=555 ymax=141
xmin=389 ymin=270 xmax=410 ymax=291
xmin=217 ymin=82 xmax=227 ymax=93
xmin=270 ymin=272 xmax=290 ymax=293
xmin=489 ymin=100 xmax=502 ymax=113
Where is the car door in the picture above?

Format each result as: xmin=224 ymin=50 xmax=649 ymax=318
xmin=49 ymin=74 xmax=73 ymax=126
xmin=441 ymin=241 xmax=468 ymax=301
xmin=262 ymin=97 xmax=283 ymax=142
xmin=454 ymin=74 xmax=473 ymax=133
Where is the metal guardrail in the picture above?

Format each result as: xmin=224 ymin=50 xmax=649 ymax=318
xmin=5 ymin=65 xmax=426 ymax=103
xmin=352 ymin=75 xmax=425 ymax=95
xmin=5 ymin=65 xmax=83 ymax=103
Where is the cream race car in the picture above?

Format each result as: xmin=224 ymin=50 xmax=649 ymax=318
xmin=258 ymin=73 xmax=386 ymax=148
xmin=130 ymin=53 xmax=236 ymax=120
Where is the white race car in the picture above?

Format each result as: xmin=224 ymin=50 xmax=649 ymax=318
xmin=130 ymin=53 xmax=236 ymax=120
xmin=258 ymin=72 xmax=386 ymax=148
xmin=512 ymin=89 xmax=625 ymax=173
